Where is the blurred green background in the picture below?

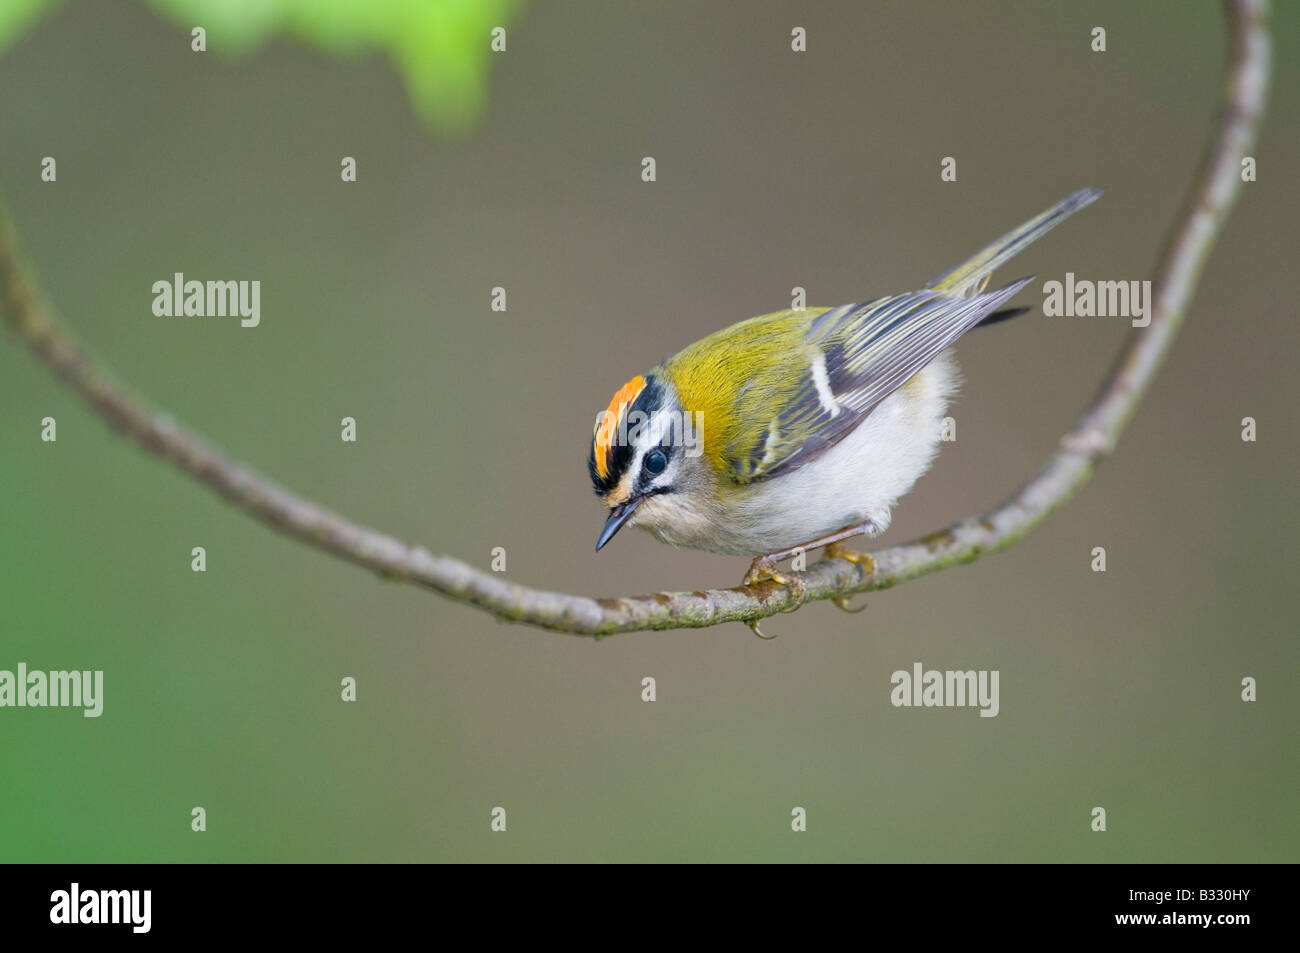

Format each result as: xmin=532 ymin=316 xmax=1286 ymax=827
xmin=1 ymin=0 xmax=1296 ymax=862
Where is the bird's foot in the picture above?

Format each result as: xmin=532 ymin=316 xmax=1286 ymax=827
xmin=742 ymin=555 xmax=807 ymax=639
xmin=824 ymin=541 xmax=876 ymax=573
xmin=829 ymin=594 xmax=868 ymax=614
xmin=743 ymin=556 xmax=809 ymax=599
xmin=823 ymin=541 xmax=874 ymax=614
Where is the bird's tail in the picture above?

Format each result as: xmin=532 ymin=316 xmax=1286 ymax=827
xmin=928 ymin=188 xmax=1103 ymax=297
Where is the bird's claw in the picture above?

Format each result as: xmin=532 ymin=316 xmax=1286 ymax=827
xmin=742 ymin=556 xmax=808 ymax=639
xmin=743 ymin=557 xmax=807 ymax=600
xmin=824 ymin=541 xmax=876 ymax=575
xmin=823 ymin=542 xmax=873 ymax=613
xmin=830 ymin=594 xmax=868 ymax=614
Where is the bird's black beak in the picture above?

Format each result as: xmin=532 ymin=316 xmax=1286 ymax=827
xmin=596 ymin=497 xmax=642 ymax=551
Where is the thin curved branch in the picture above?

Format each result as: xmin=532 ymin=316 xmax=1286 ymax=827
xmin=0 ymin=0 xmax=1270 ymax=637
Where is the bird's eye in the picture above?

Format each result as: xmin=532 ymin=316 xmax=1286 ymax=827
xmin=643 ymin=449 xmax=668 ymax=475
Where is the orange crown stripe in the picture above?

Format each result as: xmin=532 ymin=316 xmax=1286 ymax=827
xmin=594 ymin=375 xmax=646 ymax=479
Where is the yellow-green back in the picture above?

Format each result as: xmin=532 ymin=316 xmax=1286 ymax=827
xmin=660 ymin=308 xmax=826 ymax=481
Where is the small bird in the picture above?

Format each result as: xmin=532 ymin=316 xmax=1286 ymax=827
xmin=588 ymin=189 xmax=1101 ymax=606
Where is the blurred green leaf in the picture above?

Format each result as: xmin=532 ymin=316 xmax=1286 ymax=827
xmin=0 ymin=0 xmax=60 ymax=54
xmin=1 ymin=0 xmax=520 ymax=130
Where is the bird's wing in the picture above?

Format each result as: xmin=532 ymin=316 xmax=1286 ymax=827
xmin=701 ymin=190 xmax=1102 ymax=484
xmin=719 ymin=278 xmax=1033 ymax=484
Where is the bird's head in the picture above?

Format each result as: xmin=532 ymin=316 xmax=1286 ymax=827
xmin=588 ymin=373 xmax=706 ymax=550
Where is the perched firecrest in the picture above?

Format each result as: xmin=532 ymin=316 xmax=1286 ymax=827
xmin=589 ymin=189 xmax=1101 ymax=597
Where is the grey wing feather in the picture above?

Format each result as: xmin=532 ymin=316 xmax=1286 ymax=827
xmin=755 ymin=276 xmax=1034 ymax=480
